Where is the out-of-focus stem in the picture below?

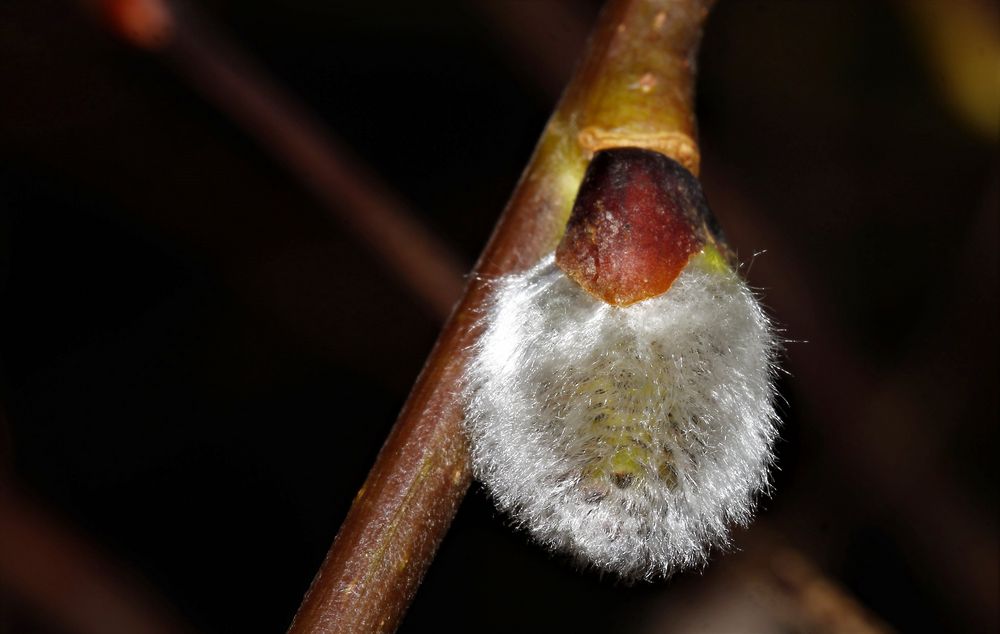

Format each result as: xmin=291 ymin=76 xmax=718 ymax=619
xmin=1 ymin=401 xmax=190 ymax=634
xmin=285 ymin=1 xmax=714 ymax=632
xmin=90 ymin=0 xmax=467 ymax=320
xmin=0 ymin=487 xmax=193 ymax=634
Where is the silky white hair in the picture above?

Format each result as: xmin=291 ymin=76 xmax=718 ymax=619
xmin=462 ymin=251 xmax=779 ymax=580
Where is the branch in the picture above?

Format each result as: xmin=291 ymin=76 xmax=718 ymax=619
xmin=0 ymin=489 xmax=193 ymax=634
xmin=88 ymin=0 xmax=466 ymax=319
xmin=285 ymin=1 xmax=715 ymax=632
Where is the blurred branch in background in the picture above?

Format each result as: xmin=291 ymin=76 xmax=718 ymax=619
xmin=473 ymin=0 xmax=592 ymax=104
xmin=0 ymin=409 xmax=194 ymax=634
xmin=88 ymin=0 xmax=467 ymax=320
xmin=901 ymin=0 xmax=999 ymax=141
xmin=643 ymin=527 xmax=895 ymax=634
xmin=703 ymin=168 xmax=999 ymax=632
xmin=0 ymin=488 xmax=196 ymax=634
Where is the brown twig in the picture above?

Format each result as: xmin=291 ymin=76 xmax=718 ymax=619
xmin=285 ymin=1 xmax=715 ymax=632
xmin=88 ymin=0 xmax=466 ymax=320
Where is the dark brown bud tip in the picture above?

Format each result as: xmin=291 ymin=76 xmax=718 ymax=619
xmin=556 ymin=147 xmax=720 ymax=306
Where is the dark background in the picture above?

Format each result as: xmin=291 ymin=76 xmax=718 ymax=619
xmin=1 ymin=1 xmax=996 ymax=632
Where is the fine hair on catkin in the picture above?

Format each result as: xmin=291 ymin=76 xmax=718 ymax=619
xmin=463 ymin=251 xmax=779 ymax=580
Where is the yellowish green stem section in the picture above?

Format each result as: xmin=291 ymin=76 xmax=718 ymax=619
xmin=491 ymin=0 xmax=714 ymax=267
xmin=695 ymin=243 xmax=730 ymax=275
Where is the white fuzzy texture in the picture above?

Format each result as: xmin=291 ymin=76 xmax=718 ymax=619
xmin=463 ymin=252 xmax=779 ymax=580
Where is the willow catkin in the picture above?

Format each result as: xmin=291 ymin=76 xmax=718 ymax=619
xmin=463 ymin=246 xmax=779 ymax=580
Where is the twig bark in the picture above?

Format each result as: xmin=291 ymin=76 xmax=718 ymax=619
xmin=285 ymin=1 xmax=715 ymax=632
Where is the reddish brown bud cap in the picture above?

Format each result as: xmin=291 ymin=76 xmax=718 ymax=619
xmin=556 ymin=148 xmax=719 ymax=306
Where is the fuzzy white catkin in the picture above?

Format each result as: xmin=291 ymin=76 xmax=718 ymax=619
xmin=462 ymin=251 xmax=779 ymax=580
